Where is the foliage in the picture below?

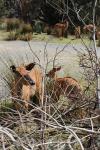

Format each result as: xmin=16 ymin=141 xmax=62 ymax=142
xmin=6 ymin=19 xmax=33 ymax=41
xmin=9 ymin=0 xmax=43 ymax=22
xmin=34 ymin=20 xmax=44 ymax=33
xmin=6 ymin=18 xmax=21 ymax=31
xmin=0 ymin=0 xmax=99 ymax=27
xmin=2 ymin=0 xmax=19 ymax=18
xmin=7 ymin=30 xmax=33 ymax=41
xmin=20 ymin=23 xmax=33 ymax=34
xmin=0 ymin=0 xmax=6 ymax=17
xmin=40 ymin=0 xmax=100 ymax=27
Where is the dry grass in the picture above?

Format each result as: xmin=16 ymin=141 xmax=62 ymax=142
xmin=0 ymin=29 xmax=91 ymax=44
xmin=0 ymin=30 xmax=9 ymax=40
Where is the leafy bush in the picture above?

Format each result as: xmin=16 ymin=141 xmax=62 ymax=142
xmin=7 ymin=22 xmax=33 ymax=41
xmin=20 ymin=23 xmax=33 ymax=34
xmin=34 ymin=21 xmax=44 ymax=33
xmin=6 ymin=18 xmax=21 ymax=31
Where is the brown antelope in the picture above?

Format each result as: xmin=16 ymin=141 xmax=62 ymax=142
xmin=83 ymin=24 xmax=97 ymax=40
xmin=74 ymin=26 xmax=81 ymax=38
xmin=83 ymin=24 xmax=100 ymax=40
xmin=54 ymin=20 xmax=69 ymax=37
xmin=10 ymin=63 xmax=43 ymax=110
xmin=46 ymin=66 xmax=82 ymax=102
xmin=96 ymin=31 xmax=100 ymax=40
xmin=83 ymin=24 xmax=96 ymax=33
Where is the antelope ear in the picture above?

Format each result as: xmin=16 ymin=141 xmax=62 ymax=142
xmin=53 ymin=66 xmax=61 ymax=72
xmin=25 ymin=62 xmax=36 ymax=70
xmin=10 ymin=65 xmax=16 ymax=73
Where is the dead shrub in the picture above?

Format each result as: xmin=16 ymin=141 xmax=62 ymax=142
xmin=7 ymin=31 xmax=18 ymax=40
xmin=7 ymin=31 xmax=33 ymax=41
xmin=17 ymin=33 xmax=33 ymax=41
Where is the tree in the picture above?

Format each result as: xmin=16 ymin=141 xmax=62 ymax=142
xmin=41 ymin=0 xmax=97 ymax=26
xmin=16 ymin=0 xmax=43 ymax=22
xmin=0 ymin=0 xmax=6 ymax=17
xmin=3 ymin=0 xmax=18 ymax=17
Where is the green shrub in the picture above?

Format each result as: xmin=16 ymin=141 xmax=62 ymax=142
xmin=6 ymin=18 xmax=21 ymax=31
xmin=34 ymin=21 xmax=43 ymax=33
xmin=20 ymin=23 xmax=33 ymax=34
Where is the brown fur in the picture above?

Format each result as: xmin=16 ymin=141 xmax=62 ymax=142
xmin=74 ymin=26 xmax=81 ymax=38
xmin=83 ymin=24 xmax=96 ymax=34
xmin=46 ymin=67 xmax=81 ymax=101
xmin=96 ymin=31 xmax=100 ymax=40
xmin=54 ymin=20 xmax=69 ymax=37
xmin=11 ymin=63 xmax=43 ymax=110
xmin=83 ymin=24 xmax=100 ymax=40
